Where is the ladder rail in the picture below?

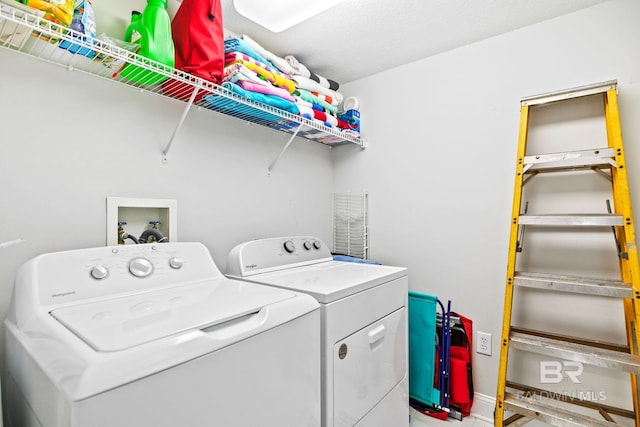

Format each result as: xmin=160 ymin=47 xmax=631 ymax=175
xmin=496 ymin=103 xmax=530 ymax=426
xmin=605 ymin=88 xmax=640 ymax=425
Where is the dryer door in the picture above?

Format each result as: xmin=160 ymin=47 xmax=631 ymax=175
xmin=333 ymin=307 xmax=406 ymax=426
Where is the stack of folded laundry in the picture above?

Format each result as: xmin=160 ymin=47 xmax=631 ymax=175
xmin=285 ymin=55 xmax=353 ymax=133
xmin=204 ymin=33 xmax=359 ymax=137
xmin=204 ymin=35 xmax=299 ymax=117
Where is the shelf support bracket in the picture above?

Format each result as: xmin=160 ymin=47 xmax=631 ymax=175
xmin=162 ymin=86 xmax=200 ymax=163
xmin=268 ymin=123 xmax=304 ymax=172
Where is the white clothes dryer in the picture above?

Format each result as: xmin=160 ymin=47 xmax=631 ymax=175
xmin=4 ymin=242 xmax=320 ymax=427
xmin=226 ymin=236 xmax=409 ymax=427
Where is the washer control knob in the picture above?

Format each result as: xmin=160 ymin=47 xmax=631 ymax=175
xmin=90 ymin=265 xmax=109 ymax=280
xmin=313 ymin=240 xmax=322 ymax=250
xmin=303 ymin=241 xmax=312 ymax=250
xmin=169 ymin=257 xmax=183 ymax=269
xmin=283 ymin=240 xmax=296 ymax=253
xmin=129 ymin=257 xmax=154 ymax=278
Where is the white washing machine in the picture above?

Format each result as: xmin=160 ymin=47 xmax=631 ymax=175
xmin=226 ymin=236 xmax=409 ymax=427
xmin=4 ymin=242 xmax=321 ymax=427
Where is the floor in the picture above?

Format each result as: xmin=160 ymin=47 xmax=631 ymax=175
xmin=409 ymin=409 xmax=492 ymax=427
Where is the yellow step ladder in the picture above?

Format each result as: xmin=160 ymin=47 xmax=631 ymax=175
xmin=495 ymin=80 xmax=640 ymax=426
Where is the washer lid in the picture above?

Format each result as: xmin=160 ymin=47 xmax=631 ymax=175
xmin=50 ymin=278 xmax=295 ymax=352
xmin=235 ymin=261 xmax=407 ymax=303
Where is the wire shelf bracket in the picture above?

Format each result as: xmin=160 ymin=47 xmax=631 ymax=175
xmin=268 ymin=123 xmax=304 ymax=173
xmin=162 ymin=86 xmax=199 ymax=163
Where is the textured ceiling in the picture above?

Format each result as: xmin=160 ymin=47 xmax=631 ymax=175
xmin=216 ymin=0 xmax=610 ymax=86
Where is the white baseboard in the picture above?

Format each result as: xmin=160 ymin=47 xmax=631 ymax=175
xmin=470 ymin=393 xmax=495 ymax=423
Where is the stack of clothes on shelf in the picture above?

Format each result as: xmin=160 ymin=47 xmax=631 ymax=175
xmin=285 ymin=55 xmax=347 ymax=131
xmin=203 ymin=34 xmax=358 ymax=137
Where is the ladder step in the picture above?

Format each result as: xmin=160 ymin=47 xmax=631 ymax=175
xmin=504 ymin=392 xmax=621 ymax=427
xmin=518 ymin=214 xmax=623 ymax=226
xmin=507 ymin=380 xmax=636 ymax=420
xmin=521 ymin=80 xmax=617 ymax=107
xmin=523 ymin=148 xmax=616 ymax=174
xmin=509 ymin=331 xmax=640 ymax=374
xmin=511 ymin=328 xmax=630 ymax=353
xmin=514 ymin=272 xmax=633 ymax=298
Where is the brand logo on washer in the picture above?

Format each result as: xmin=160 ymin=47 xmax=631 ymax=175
xmin=245 ymin=264 xmax=258 ymax=270
xmin=52 ymin=291 xmax=77 ymax=298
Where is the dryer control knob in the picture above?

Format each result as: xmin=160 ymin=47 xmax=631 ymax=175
xmin=283 ymin=240 xmax=296 ymax=253
xmin=303 ymin=241 xmax=312 ymax=250
xmin=129 ymin=257 xmax=154 ymax=278
xmin=313 ymin=240 xmax=321 ymax=250
xmin=169 ymin=257 xmax=183 ymax=269
xmin=90 ymin=265 xmax=109 ymax=280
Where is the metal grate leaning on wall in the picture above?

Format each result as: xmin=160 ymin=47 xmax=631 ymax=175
xmin=333 ymin=191 xmax=369 ymax=259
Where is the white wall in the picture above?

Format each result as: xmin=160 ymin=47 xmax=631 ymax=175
xmin=3 ymin=0 xmax=640 ymax=422
xmin=0 ymin=9 xmax=334 ymax=384
xmin=334 ymin=0 xmax=640 ymax=417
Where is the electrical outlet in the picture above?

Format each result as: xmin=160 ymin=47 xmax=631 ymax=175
xmin=477 ymin=331 xmax=492 ymax=356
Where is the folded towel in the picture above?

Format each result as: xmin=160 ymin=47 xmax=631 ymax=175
xmin=309 ymin=71 xmax=330 ymax=89
xmin=296 ymin=104 xmax=315 ymax=120
xmin=285 ymin=55 xmax=311 ymax=78
xmin=324 ymin=112 xmax=339 ymax=128
xmin=238 ymin=80 xmax=296 ymax=102
xmin=291 ymin=75 xmax=343 ymax=103
xmin=298 ymin=108 xmax=331 ymax=128
xmin=310 ymin=91 xmax=338 ymax=106
xmin=313 ymin=110 xmax=328 ymax=123
xmin=296 ymin=104 xmax=340 ymax=128
xmin=225 ymin=52 xmax=280 ymax=76
xmin=286 ymin=55 xmax=339 ymax=90
xmin=308 ymin=72 xmax=340 ymax=91
xmin=220 ymin=82 xmax=299 ymax=115
xmin=271 ymin=71 xmax=296 ymax=94
xmin=240 ymin=34 xmax=293 ymax=75
xmin=224 ymin=37 xmax=271 ymax=68
xmin=294 ymin=97 xmax=314 ymax=109
xmin=225 ymin=60 xmax=275 ymax=84
xmin=224 ymin=63 xmax=271 ymax=86
xmin=225 ymin=51 xmax=295 ymax=94
xmin=294 ymin=88 xmax=338 ymax=114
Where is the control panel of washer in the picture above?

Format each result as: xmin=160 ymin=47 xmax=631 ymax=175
xmin=226 ymin=236 xmax=334 ymax=277
xmin=87 ymin=246 xmax=186 ymax=281
xmin=33 ymin=242 xmax=220 ymax=306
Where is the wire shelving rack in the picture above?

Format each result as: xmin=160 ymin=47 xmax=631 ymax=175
xmin=0 ymin=3 xmax=365 ymax=168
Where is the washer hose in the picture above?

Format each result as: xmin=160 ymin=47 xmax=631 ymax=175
xmin=139 ymin=229 xmax=169 ymax=243
xmin=121 ymin=233 xmax=139 ymax=244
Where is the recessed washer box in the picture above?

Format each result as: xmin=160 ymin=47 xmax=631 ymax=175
xmin=106 ymin=197 xmax=177 ymax=246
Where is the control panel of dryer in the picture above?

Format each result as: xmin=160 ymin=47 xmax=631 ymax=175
xmin=226 ymin=236 xmax=334 ymax=277
xmin=27 ymin=242 xmax=221 ymax=307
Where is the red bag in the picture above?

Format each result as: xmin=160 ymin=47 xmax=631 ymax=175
xmin=449 ymin=312 xmax=474 ymax=416
xmin=172 ymin=0 xmax=224 ymax=83
xmin=162 ymin=0 xmax=223 ymax=101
